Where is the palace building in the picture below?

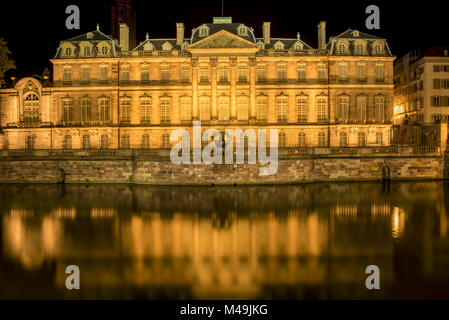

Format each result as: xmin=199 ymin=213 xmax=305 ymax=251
xmin=0 ymin=16 xmax=395 ymax=151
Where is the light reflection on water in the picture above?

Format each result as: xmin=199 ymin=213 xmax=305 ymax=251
xmin=0 ymin=182 xmax=448 ymax=299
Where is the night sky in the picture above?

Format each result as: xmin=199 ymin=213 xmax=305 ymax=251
xmin=0 ymin=0 xmax=447 ymax=78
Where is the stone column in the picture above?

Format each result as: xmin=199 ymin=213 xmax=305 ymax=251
xmin=230 ymin=57 xmax=237 ymax=123
xmin=191 ymin=58 xmax=199 ymax=120
xmin=210 ymin=57 xmax=218 ymax=123
xmin=249 ymin=57 xmax=257 ymax=124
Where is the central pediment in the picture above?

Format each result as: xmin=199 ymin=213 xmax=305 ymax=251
xmin=188 ymin=30 xmax=259 ymax=52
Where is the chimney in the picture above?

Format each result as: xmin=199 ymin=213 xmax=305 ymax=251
xmin=120 ymin=23 xmax=130 ymax=51
xmin=263 ymin=22 xmax=271 ymax=45
xmin=176 ymin=22 xmax=185 ymax=46
xmin=317 ymin=21 xmax=326 ymax=50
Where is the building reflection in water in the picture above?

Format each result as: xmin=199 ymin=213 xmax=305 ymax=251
xmin=0 ymin=182 xmax=448 ymax=299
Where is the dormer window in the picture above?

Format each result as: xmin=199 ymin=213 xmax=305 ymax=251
xmin=339 ymin=44 xmax=346 ymax=53
xmin=274 ymin=41 xmax=284 ymax=50
xmin=374 ymin=44 xmax=383 ymax=54
xmin=293 ymin=41 xmax=303 ymax=50
xmin=257 ymin=41 xmax=264 ymax=49
xmin=237 ymin=25 xmax=248 ymax=37
xmin=355 ymin=43 xmax=364 ymax=55
xmin=199 ymin=26 xmax=209 ymax=37
xmin=101 ymin=46 xmax=108 ymax=55
xmin=87 ymin=32 xmax=94 ymax=39
xmin=162 ymin=41 xmax=173 ymax=51
xmin=143 ymin=42 xmax=154 ymax=51
xmin=65 ymin=47 xmax=72 ymax=56
xmin=352 ymin=30 xmax=360 ymax=37
xmin=83 ymin=46 xmax=91 ymax=56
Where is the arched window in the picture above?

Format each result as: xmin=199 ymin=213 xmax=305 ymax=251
xmin=374 ymin=44 xmax=382 ymax=54
xmin=316 ymin=96 xmax=327 ymax=122
xmin=62 ymin=135 xmax=72 ymax=149
xmin=318 ymin=132 xmax=326 ymax=147
xmin=277 ymin=95 xmax=288 ymax=122
xmin=23 ymin=93 xmax=40 ymax=124
xmin=82 ymin=134 xmax=90 ymax=149
xmin=26 ymin=135 xmax=35 ymax=149
xmin=100 ymin=134 xmax=109 ymax=149
xmin=121 ymin=134 xmax=130 ymax=149
xmin=356 ymin=95 xmax=367 ymax=123
xmin=257 ymin=95 xmax=267 ymax=122
xmin=237 ymin=25 xmax=248 ymax=36
xmin=337 ymin=96 xmax=349 ymax=122
xmin=358 ymin=132 xmax=366 ymax=147
xmin=65 ymin=47 xmax=72 ymax=56
xmin=374 ymin=96 xmax=385 ymax=123
xmin=101 ymin=46 xmax=108 ymax=55
xmin=199 ymin=26 xmax=209 ymax=37
xmin=141 ymin=134 xmax=150 ymax=149
xmin=339 ymin=43 xmax=346 ymax=53
xmin=339 ymin=132 xmax=348 ymax=147
xmin=62 ymin=98 xmax=74 ymax=123
xmin=162 ymin=134 xmax=170 ymax=148
xmin=218 ymin=96 xmax=230 ymax=122
xmin=356 ymin=43 xmax=364 ymax=55
xmin=298 ymin=132 xmax=306 ymax=147
xmin=297 ymin=96 xmax=308 ymax=122
xmin=279 ymin=132 xmax=286 ymax=148
xmin=83 ymin=46 xmax=91 ymax=56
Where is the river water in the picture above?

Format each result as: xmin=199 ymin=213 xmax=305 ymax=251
xmin=0 ymin=182 xmax=448 ymax=299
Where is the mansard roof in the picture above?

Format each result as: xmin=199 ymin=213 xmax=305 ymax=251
xmin=327 ymin=29 xmax=393 ymax=56
xmin=332 ymin=29 xmax=384 ymax=40
xmin=255 ymin=38 xmax=313 ymax=50
xmin=134 ymin=38 xmax=180 ymax=51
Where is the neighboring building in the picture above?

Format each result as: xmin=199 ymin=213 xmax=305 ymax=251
xmin=0 ymin=16 xmax=395 ymax=151
xmin=394 ymin=47 xmax=449 ymax=125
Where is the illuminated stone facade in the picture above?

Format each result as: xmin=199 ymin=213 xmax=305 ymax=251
xmin=0 ymin=17 xmax=395 ymax=151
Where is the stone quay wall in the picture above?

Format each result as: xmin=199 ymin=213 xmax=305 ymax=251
xmin=0 ymin=152 xmax=447 ymax=185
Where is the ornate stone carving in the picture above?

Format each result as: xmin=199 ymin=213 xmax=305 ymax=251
xmin=193 ymin=33 xmax=255 ymax=49
xmin=191 ymin=58 xmax=198 ymax=67
xmin=249 ymin=57 xmax=256 ymax=67
xmin=229 ymin=57 xmax=237 ymax=67
xmin=210 ymin=57 xmax=218 ymax=67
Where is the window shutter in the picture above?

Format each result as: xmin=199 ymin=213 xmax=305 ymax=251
xmin=434 ymin=79 xmax=441 ymax=89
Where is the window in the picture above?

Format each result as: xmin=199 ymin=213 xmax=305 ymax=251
xmin=358 ymin=132 xmax=366 ymax=147
xmin=356 ymin=95 xmax=367 ymax=123
xmin=298 ymin=133 xmax=306 ymax=147
xmin=357 ymin=64 xmax=366 ymax=81
xmin=318 ymin=64 xmax=326 ymax=81
xmin=433 ymin=114 xmax=442 ymax=123
xmin=83 ymin=46 xmax=91 ymax=56
xmin=63 ymin=67 xmax=72 ymax=84
xmin=218 ymin=96 xmax=230 ymax=121
xmin=318 ymin=132 xmax=326 ymax=147
xmin=81 ymin=67 xmax=90 ymax=83
xmin=443 ymin=80 xmax=449 ymax=88
xmin=162 ymin=134 xmax=170 ymax=148
xmin=237 ymin=96 xmax=249 ymax=121
xmin=64 ymin=47 xmax=71 ymax=56
xmin=140 ymin=99 xmax=151 ymax=124
xmin=141 ymin=134 xmax=150 ymax=149
xmin=278 ymin=64 xmax=286 ymax=81
xmin=199 ymin=26 xmax=209 ymax=37
xmin=297 ymin=64 xmax=306 ymax=82
xmin=161 ymin=64 xmax=170 ymax=81
xmin=339 ymin=43 xmax=346 ymax=53
xmin=238 ymin=64 xmax=247 ymax=82
xmin=101 ymin=46 xmax=108 ymax=55
xmin=337 ymin=96 xmax=349 ymax=122
xmin=23 ymin=93 xmax=40 ymax=124
xmin=82 ymin=135 xmax=90 ymax=149
xmin=297 ymin=96 xmax=307 ymax=122
xmin=356 ymin=43 xmax=364 ymax=55
xmin=181 ymin=65 xmax=190 ymax=82
xmin=62 ymin=135 xmax=72 ymax=149
xmin=374 ymin=96 xmax=385 ymax=122
xmin=434 ymin=65 xmax=441 ymax=73
xmin=100 ymin=66 xmax=108 ymax=82
xmin=81 ymin=99 xmax=92 ymax=123
xmin=237 ymin=25 xmax=247 ymax=36
xmin=431 ymin=96 xmax=441 ymax=106
xmin=121 ymin=100 xmax=131 ymax=124
xmin=200 ymin=64 xmax=209 ymax=82
xmin=433 ymin=79 xmax=441 ymax=89
xmin=317 ymin=97 xmax=327 ymax=122
xmin=274 ymin=42 xmax=284 ymax=50
xmin=121 ymin=134 xmax=130 ymax=149
xmin=199 ymin=96 xmax=211 ymax=121
xmin=121 ymin=67 xmax=130 ymax=82
xmin=339 ymin=132 xmax=348 ymax=147
xmin=338 ymin=63 xmax=348 ymax=81
xmin=180 ymin=96 xmax=191 ymax=122
xmin=374 ymin=44 xmax=382 ymax=54
xmin=277 ymin=95 xmax=288 ymax=122
xmin=62 ymin=99 xmax=74 ymax=122
xmin=160 ymin=97 xmax=171 ymax=123
xmin=100 ymin=134 xmax=108 ymax=149
xmin=375 ymin=64 xmax=384 ymax=81
xmin=257 ymin=95 xmax=267 ymax=122
xmin=257 ymin=64 xmax=266 ymax=82
xmin=219 ymin=64 xmax=228 ymax=82
xmin=141 ymin=65 xmax=150 ymax=82
xmin=279 ymin=132 xmax=286 ymax=148
xmin=26 ymin=135 xmax=35 ymax=149
xmin=98 ymin=99 xmax=109 ymax=122
xmin=376 ymin=132 xmax=383 ymax=146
